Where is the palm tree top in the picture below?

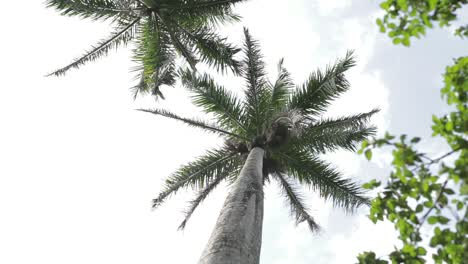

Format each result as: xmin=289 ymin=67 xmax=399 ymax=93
xmin=46 ymin=0 xmax=246 ymax=99
xmin=141 ymin=28 xmax=379 ymax=232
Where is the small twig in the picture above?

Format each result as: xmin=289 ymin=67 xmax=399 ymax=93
xmin=445 ymin=205 xmax=461 ymax=222
xmin=416 ymin=179 xmax=449 ymax=233
xmin=429 ymin=148 xmax=461 ymax=164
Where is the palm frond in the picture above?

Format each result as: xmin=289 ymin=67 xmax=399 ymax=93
xmin=46 ymin=0 xmax=130 ymax=20
xmin=163 ymin=24 xmax=198 ymax=70
xmin=172 ymin=0 xmax=247 ymax=9
xmin=180 ymin=69 xmax=249 ymax=135
xmin=288 ymin=51 xmax=356 ymax=116
xmin=182 ymin=27 xmax=241 ymax=73
xmin=178 ymin=171 xmax=228 ymax=230
xmin=277 ymin=149 xmax=370 ymax=212
xmin=153 ymin=148 xmax=243 ymax=208
xmin=161 ymin=0 xmax=244 ymax=27
xmin=47 ymin=17 xmax=141 ymax=76
xmin=131 ymin=17 xmax=176 ymax=99
xmin=293 ymin=109 xmax=379 ymax=153
xmin=241 ymin=28 xmax=271 ymax=135
xmin=138 ymin=108 xmax=247 ymax=140
xmin=274 ymin=172 xmax=320 ymax=232
xmin=270 ymin=59 xmax=293 ymax=112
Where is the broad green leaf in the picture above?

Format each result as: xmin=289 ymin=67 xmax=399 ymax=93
xmin=427 ymin=216 xmax=438 ymax=224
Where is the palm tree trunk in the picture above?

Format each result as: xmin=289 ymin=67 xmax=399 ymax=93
xmin=198 ymin=147 xmax=265 ymax=264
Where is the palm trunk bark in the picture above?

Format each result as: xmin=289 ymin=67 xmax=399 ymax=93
xmin=198 ymin=147 xmax=265 ymax=264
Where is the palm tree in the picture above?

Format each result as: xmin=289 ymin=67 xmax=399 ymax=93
xmin=140 ymin=29 xmax=378 ymax=264
xmin=46 ymin=0 xmax=245 ymax=99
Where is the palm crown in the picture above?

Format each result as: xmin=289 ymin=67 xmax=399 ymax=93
xmin=142 ymin=29 xmax=378 ymax=231
xmin=46 ymin=0 xmax=245 ymax=99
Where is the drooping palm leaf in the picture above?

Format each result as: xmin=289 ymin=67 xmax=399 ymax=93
xmin=274 ymin=172 xmax=320 ymax=232
xmin=47 ymin=18 xmax=141 ymax=76
xmin=131 ymin=16 xmax=176 ymax=99
xmin=177 ymin=158 xmax=244 ymax=230
xmin=153 ymin=147 xmax=243 ymax=207
xmin=278 ymin=149 xmax=369 ymax=211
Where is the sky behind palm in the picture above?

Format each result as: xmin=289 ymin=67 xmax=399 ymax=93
xmin=1 ymin=1 xmax=467 ymax=263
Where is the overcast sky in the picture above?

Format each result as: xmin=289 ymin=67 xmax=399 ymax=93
xmin=1 ymin=1 xmax=467 ymax=263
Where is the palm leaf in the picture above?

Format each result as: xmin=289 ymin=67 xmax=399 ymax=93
xmin=131 ymin=16 xmax=176 ymax=99
xmin=288 ymin=51 xmax=356 ymax=116
xmin=270 ymin=59 xmax=293 ymax=111
xmin=153 ymin=148 xmax=242 ymax=208
xmin=181 ymin=27 xmax=241 ymax=73
xmin=274 ymin=172 xmax=320 ymax=232
xmin=46 ymin=0 xmax=128 ymax=20
xmin=294 ymin=109 xmax=379 ymax=153
xmin=47 ymin=17 xmax=141 ymax=76
xmin=178 ymin=171 xmax=228 ymax=230
xmin=278 ymin=149 xmax=370 ymax=211
xmin=180 ymin=70 xmax=248 ymax=135
xmin=138 ymin=108 xmax=247 ymax=140
xmin=241 ymin=28 xmax=271 ymax=135
xmin=162 ymin=23 xmax=198 ymax=70
xmin=161 ymin=0 xmax=244 ymax=27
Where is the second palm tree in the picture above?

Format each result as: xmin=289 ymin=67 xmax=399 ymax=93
xmin=141 ymin=29 xmax=378 ymax=264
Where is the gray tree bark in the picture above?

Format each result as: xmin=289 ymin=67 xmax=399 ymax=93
xmin=198 ymin=147 xmax=265 ymax=264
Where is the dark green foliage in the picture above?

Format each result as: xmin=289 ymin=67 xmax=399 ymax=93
xmin=143 ymin=30 xmax=377 ymax=230
xmin=46 ymin=0 xmax=245 ymax=99
xmin=356 ymin=57 xmax=468 ymax=264
xmin=376 ymin=0 xmax=468 ymax=46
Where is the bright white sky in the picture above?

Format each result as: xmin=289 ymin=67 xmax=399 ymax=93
xmin=0 ymin=1 xmax=466 ymax=263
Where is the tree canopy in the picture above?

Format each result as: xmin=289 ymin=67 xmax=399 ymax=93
xmin=356 ymin=56 xmax=468 ymax=263
xmin=376 ymin=0 xmax=468 ymax=46
xmin=46 ymin=0 xmax=246 ymax=99
xmin=141 ymin=29 xmax=378 ymax=231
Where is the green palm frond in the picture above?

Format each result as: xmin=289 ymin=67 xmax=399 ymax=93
xmin=241 ymin=28 xmax=271 ymax=135
xmin=46 ymin=0 xmax=133 ymax=21
xmin=138 ymin=108 xmax=247 ymax=140
xmin=269 ymin=59 xmax=293 ymax=113
xmin=131 ymin=17 xmax=176 ymax=99
xmin=178 ymin=170 xmax=229 ymax=230
xmin=47 ymin=17 xmax=141 ymax=76
xmin=163 ymin=0 xmax=244 ymax=27
xmin=180 ymin=27 xmax=241 ymax=73
xmin=288 ymin=51 xmax=356 ymax=116
xmin=47 ymin=0 xmax=244 ymax=100
xmin=294 ymin=109 xmax=379 ymax=153
xmin=172 ymin=0 xmax=247 ymax=9
xmin=153 ymin=148 xmax=243 ymax=208
xmin=278 ymin=149 xmax=370 ymax=211
xmin=157 ymin=16 xmax=198 ymax=70
xmin=180 ymin=69 xmax=248 ymax=135
xmin=274 ymin=172 xmax=320 ymax=232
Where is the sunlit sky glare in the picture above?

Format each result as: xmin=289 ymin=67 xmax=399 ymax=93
xmin=1 ymin=1 xmax=467 ymax=263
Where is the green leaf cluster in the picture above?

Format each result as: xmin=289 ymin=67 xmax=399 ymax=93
xmin=356 ymin=58 xmax=468 ymax=263
xmin=376 ymin=0 xmax=468 ymax=46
